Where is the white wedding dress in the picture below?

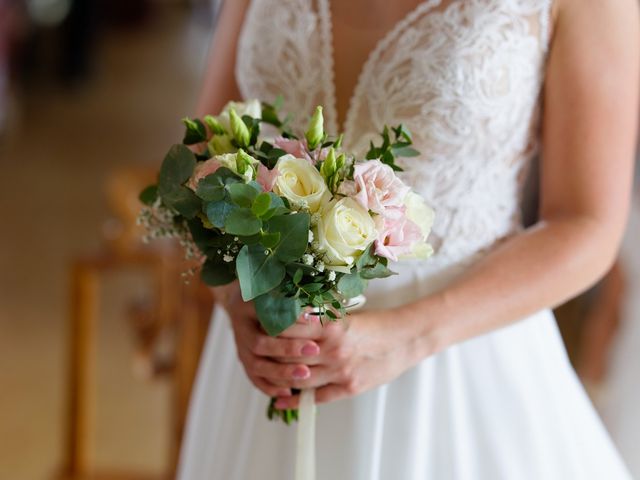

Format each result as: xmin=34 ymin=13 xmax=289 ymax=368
xmin=178 ymin=1 xmax=631 ymax=478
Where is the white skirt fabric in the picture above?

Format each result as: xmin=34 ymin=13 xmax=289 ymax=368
xmin=177 ymin=259 xmax=631 ymax=480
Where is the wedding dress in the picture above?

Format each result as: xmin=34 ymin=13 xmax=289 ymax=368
xmin=178 ymin=1 xmax=631 ymax=478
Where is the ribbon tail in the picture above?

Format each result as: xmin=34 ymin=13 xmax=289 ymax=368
xmin=295 ymin=388 xmax=316 ymax=480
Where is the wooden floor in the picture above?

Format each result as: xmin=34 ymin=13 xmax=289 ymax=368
xmin=0 ymin=7 xmax=208 ymax=480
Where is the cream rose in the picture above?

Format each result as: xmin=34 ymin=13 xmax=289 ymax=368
xmin=317 ymin=197 xmax=377 ymax=268
xmin=403 ymin=191 xmax=435 ymax=258
xmin=273 ymin=154 xmax=330 ymax=212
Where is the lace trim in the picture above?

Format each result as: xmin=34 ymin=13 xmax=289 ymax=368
xmin=539 ymin=0 xmax=554 ymax=52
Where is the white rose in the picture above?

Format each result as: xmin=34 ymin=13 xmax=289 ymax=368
xmin=273 ymin=154 xmax=331 ymax=212
xmin=216 ymin=152 xmax=258 ymax=183
xmin=317 ymin=197 xmax=377 ymax=268
xmin=404 ymin=191 xmax=435 ymax=259
xmin=404 ymin=192 xmax=434 ymax=237
xmin=217 ymin=99 xmax=262 ymax=132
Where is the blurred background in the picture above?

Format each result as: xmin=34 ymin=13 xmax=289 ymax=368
xmin=0 ymin=1 xmax=637 ymax=479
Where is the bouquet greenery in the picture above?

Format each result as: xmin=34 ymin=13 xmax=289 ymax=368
xmin=138 ymin=98 xmax=434 ymax=420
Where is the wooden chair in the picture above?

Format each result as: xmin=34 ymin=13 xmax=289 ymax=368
xmin=58 ymin=167 xmax=213 ymax=480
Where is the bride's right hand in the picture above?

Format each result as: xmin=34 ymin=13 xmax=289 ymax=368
xmin=213 ymin=282 xmax=321 ymax=398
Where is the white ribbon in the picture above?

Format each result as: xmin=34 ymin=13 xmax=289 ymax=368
xmin=295 ymin=388 xmax=317 ymax=480
xmin=294 ymin=295 xmax=366 ymax=480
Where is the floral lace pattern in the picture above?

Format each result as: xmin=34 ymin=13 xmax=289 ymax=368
xmin=236 ymin=0 xmax=552 ymax=267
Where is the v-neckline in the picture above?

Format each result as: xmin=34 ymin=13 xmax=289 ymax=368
xmin=320 ymin=0 xmax=444 ymax=137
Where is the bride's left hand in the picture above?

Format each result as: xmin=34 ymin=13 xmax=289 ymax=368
xmin=268 ymin=308 xmax=440 ymax=409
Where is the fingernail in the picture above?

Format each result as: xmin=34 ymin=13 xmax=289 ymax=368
xmin=301 ymin=343 xmax=320 ymax=356
xmin=292 ymin=366 xmax=310 ymax=379
xmin=275 ymin=398 xmax=289 ymax=409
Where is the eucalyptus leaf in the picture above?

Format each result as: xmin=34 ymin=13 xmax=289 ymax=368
xmin=260 ymin=231 xmax=281 ymax=249
xmin=227 ymin=183 xmax=259 ymax=208
xmin=139 ymin=185 xmax=158 ymax=206
xmin=158 ymin=144 xmax=197 ymax=195
xmin=201 ymin=258 xmax=236 ymax=286
xmin=236 ymin=244 xmax=286 ymax=301
xmin=336 ymin=273 xmax=367 ymax=298
xmin=254 ymin=291 xmax=301 ymax=336
xmin=206 ymin=200 xmax=238 ymax=228
xmin=162 ymin=186 xmax=201 ymax=219
xmin=267 ymin=213 xmax=311 ymax=262
xmin=225 ymin=208 xmax=262 ymax=236
xmin=252 ymin=192 xmax=272 ymax=217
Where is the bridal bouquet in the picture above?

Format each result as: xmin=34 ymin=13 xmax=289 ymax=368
xmin=138 ymin=98 xmax=434 ymax=421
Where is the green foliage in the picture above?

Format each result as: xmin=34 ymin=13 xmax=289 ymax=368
xmin=156 ymin=144 xmax=202 ymax=217
xmin=201 ymin=257 xmax=236 ymax=286
xmin=227 ymin=183 xmax=259 ymax=207
xmin=254 ymin=290 xmax=301 ymax=336
xmin=236 ymin=244 xmax=286 ymax=301
xmin=139 ymin=184 xmax=158 ymax=206
xmin=195 ymin=167 xmax=242 ymax=201
xmin=252 ymin=192 xmax=272 ymax=217
xmin=336 ymin=272 xmax=367 ymax=298
xmin=205 ymin=200 xmax=238 ymax=229
xmin=229 ymin=109 xmax=251 ymax=148
xmin=365 ymin=124 xmax=420 ymax=171
xmin=224 ymin=208 xmax=262 ymax=236
xmin=182 ymin=118 xmax=207 ymax=145
xmin=266 ymin=213 xmax=310 ymax=262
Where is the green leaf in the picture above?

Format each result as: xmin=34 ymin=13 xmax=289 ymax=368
xmin=260 ymin=231 xmax=280 ymax=249
xmin=266 ymin=213 xmax=311 ymax=262
xmin=201 ymin=258 xmax=236 ymax=286
xmin=139 ymin=185 xmax=158 ymax=206
xmin=182 ymin=118 xmax=207 ymax=145
xmin=391 ymin=146 xmax=420 ymax=158
xmin=158 ymin=144 xmax=197 ymax=195
xmin=162 ymin=186 xmax=201 ymax=218
xmin=195 ymin=167 xmax=243 ymax=201
xmin=205 ymin=200 xmax=238 ymax=228
xmin=227 ymin=183 xmax=258 ymax=208
xmin=252 ymin=192 xmax=272 ymax=217
xmin=336 ymin=273 xmax=367 ymax=298
xmin=224 ymin=208 xmax=262 ymax=236
xmin=356 ymin=245 xmax=377 ymax=271
xmin=236 ymin=245 xmax=286 ymax=301
xmin=238 ymin=233 xmax=262 ymax=245
xmin=254 ymin=291 xmax=301 ymax=336
xmin=292 ymin=268 xmax=303 ymax=284
xmin=360 ymin=262 xmax=397 ymax=279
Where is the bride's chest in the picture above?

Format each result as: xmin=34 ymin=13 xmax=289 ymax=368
xmin=236 ymin=0 xmax=549 ymax=137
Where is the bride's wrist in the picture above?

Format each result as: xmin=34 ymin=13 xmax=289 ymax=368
xmin=395 ymin=295 xmax=452 ymax=363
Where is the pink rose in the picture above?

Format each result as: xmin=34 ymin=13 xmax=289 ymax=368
xmin=374 ymin=215 xmax=423 ymax=262
xmin=256 ymin=164 xmax=279 ymax=192
xmin=353 ymin=160 xmax=410 ymax=217
xmin=187 ymin=158 xmax=221 ymax=190
xmin=273 ymin=137 xmax=312 ymax=162
xmin=273 ymin=136 xmax=329 ymax=165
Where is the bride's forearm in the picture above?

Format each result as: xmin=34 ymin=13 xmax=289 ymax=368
xmin=402 ymin=216 xmax=623 ymax=360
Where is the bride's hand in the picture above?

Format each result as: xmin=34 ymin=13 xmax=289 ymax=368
xmin=269 ymin=308 xmax=440 ymax=409
xmin=213 ymin=282 xmax=323 ymax=399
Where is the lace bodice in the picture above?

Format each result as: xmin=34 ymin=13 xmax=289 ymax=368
xmin=236 ymin=0 xmax=552 ymax=267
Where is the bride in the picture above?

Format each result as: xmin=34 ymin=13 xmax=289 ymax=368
xmin=178 ymin=0 xmax=639 ymax=478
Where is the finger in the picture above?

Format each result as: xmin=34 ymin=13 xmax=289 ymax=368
xmin=249 ymin=375 xmax=293 ymax=398
xmin=250 ymin=334 xmax=321 ymax=359
xmin=279 ymin=314 xmax=325 ymax=339
xmin=268 ymin=364 xmax=337 ymax=390
xmin=250 ymin=357 xmax=312 ymax=382
xmin=274 ymin=384 xmax=350 ymax=409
